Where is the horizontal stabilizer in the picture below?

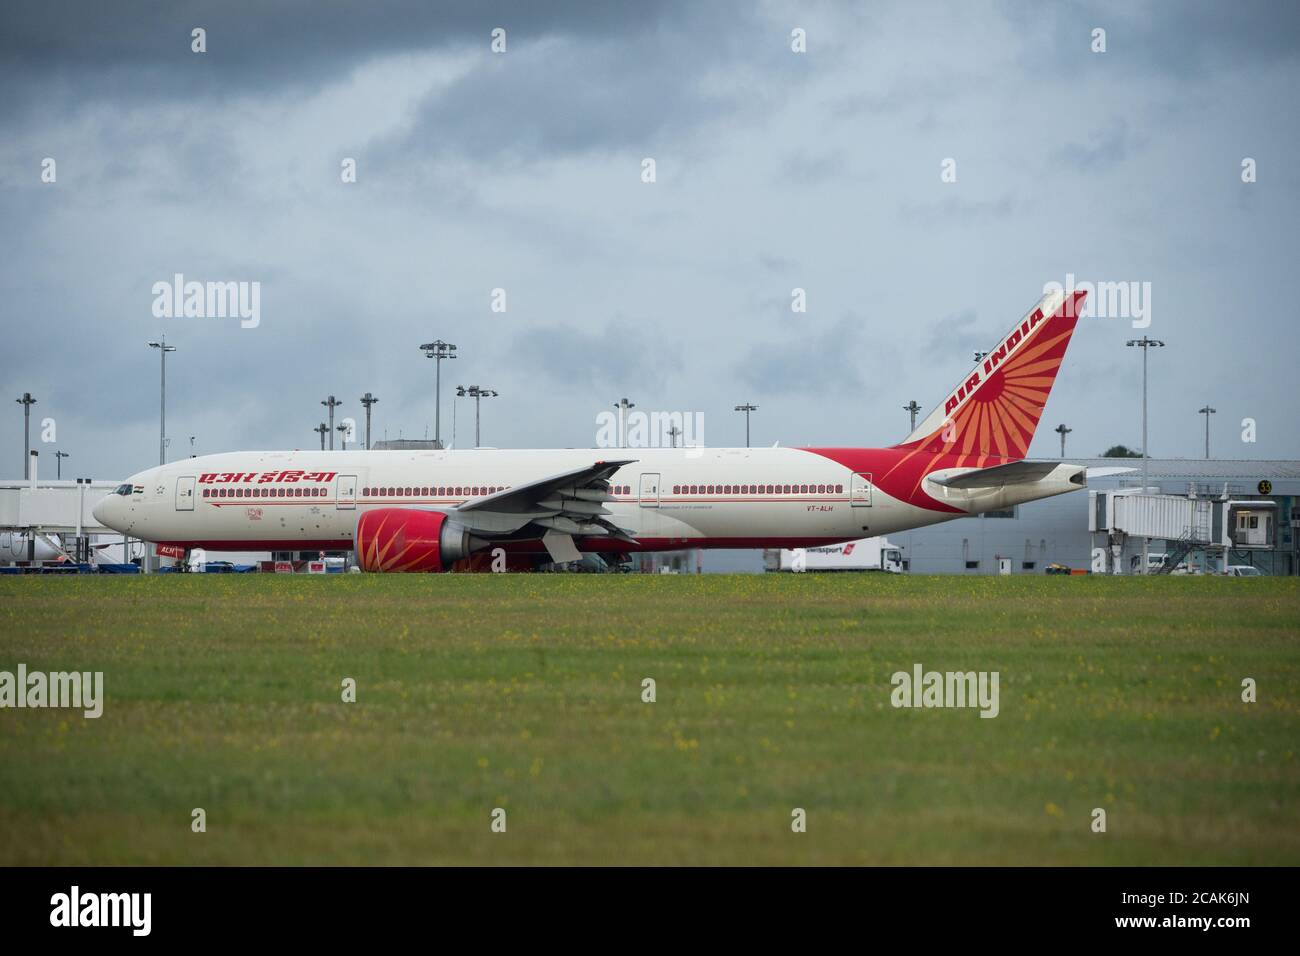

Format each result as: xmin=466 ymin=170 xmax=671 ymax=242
xmin=929 ymin=459 xmax=1064 ymax=489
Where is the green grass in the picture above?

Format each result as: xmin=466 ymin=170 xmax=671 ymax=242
xmin=0 ymin=573 xmax=1297 ymax=865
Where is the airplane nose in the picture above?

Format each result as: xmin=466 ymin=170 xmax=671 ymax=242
xmin=92 ymin=496 xmax=112 ymax=527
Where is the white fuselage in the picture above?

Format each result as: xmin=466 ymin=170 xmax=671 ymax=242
xmin=90 ymin=290 xmax=1096 ymax=561
xmin=93 ymin=447 xmax=1086 ymax=553
xmin=96 ymin=447 xmax=933 ymax=551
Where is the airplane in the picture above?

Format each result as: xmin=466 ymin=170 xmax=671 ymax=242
xmin=94 ymin=289 xmax=1089 ymax=572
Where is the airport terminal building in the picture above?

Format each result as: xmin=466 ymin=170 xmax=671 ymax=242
xmin=891 ymin=458 xmax=1299 ymax=576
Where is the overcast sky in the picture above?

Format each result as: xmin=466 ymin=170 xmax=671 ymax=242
xmin=3 ymin=0 xmax=1298 ymax=479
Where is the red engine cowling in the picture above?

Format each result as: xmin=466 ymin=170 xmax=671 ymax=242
xmin=355 ymin=509 xmax=482 ymax=573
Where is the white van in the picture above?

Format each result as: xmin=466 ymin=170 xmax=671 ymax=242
xmin=1225 ymin=565 xmax=1264 ymax=577
xmin=1129 ymin=552 xmax=1168 ymax=573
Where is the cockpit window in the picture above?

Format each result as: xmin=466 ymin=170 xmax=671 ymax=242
xmin=115 ymin=483 xmax=133 ymax=496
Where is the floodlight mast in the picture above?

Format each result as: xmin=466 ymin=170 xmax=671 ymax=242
xmin=15 ymin=392 xmax=36 ymax=478
xmin=613 ymin=397 xmax=635 ymax=448
xmin=1054 ymin=423 xmax=1072 ymax=458
xmin=420 ymin=340 xmax=457 ymax=446
xmin=734 ymin=403 xmax=758 ymax=447
xmin=321 ymin=396 xmax=342 ymax=450
xmin=146 ymin=337 xmax=177 ymax=465
xmin=903 ymin=400 xmax=921 ymax=433
xmin=360 ymin=393 xmax=379 ymax=450
xmin=457 ymin=385 xmax=498 ymax=447
xmin=1126 ymin=336 xmax=1166 ymax=573
xmin=1198 ymin=404 xmax=1216 ymax=459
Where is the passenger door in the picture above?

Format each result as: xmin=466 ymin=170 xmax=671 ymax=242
xmin=335 ymin=474 xmax=357 ymax=510
xmin=638 ymin=472 xmax=660 ymax=508
xmin=850 ymin=472 xmax=873 ymax=507
xmin=175 ymin=476 xmax=196 ymax=511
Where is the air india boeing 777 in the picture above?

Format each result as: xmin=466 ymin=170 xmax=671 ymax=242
xmin=93 ymin=289 xmax=1089 ymax=571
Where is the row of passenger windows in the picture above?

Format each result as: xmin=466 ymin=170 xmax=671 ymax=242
xmin=362 ymin=485 xmax=507 ymax=498
xmin=202 ymin=482 xmax=843 ymax=500
xmin=671 ymin=483 xmax=844 ymax=495
xmin=204 ymin=487 xmax=325 ymax=498
xmin=362 ymin=485 xmax=634 ymax=497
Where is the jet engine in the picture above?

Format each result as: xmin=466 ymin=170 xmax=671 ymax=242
xmin=355 ymin=509 xmax=486 ymax=573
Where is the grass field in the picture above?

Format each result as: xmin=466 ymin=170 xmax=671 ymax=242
xmin=0 ymin=573 xmax=1297 ymax=865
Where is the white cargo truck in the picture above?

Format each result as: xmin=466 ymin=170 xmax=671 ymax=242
xmin=765 ymin=537 xmax=903 ymax=573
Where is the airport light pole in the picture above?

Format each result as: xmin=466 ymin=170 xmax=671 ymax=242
xmin=336 ymin=422 xmax=350 ymax=451
xmin=667 ymin=424 xmax=682 ymax=448
xmin=1126 ymin=336 xmax=1165 ymax=574
xmin=457 ymin=385 xmax=498 ymax=448
xmin=321 ymin=395 xmax=341 ymax=450
xmin=314 ymin=422 xmax=328 ymax=450
xmin=360 ymin=392 xmax=379 ymax=450
xmin=147 ymin=337 xmax=177 ymax=465
xmin=1126 ymin=336 xmax=1164 ymax=491
xmin=1198 ymin=404 xmax=1216 ymax=459
xmin=903 ymin=400 xmax=921 ymax=433
xmin=1054 ymin=423 xmax=1072 ymax=458
xmin=55 ymin=450 xmax=69 ymax=479
xmin=734 ymin=403 xmax=758 ymax=448
xmin=613 ymin=397 xmax=635 ymax=448
xmin=15 ymin=392 xmax=36 ymax=478
xmin=420 ymin=340 xmax=457 ymax=447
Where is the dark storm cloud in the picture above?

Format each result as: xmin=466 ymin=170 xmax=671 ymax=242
xmin=0 ymin=0 xmax=690 ymax=90
xmin=366 ymin=5 xmax=799 ymax=166
xmin=0 ymin=1 xmax=727 ymax=136
xmin=1 ymin=1 xmax=784 ymax=171
xmin=3 ymin=1 xmax=1298 ymax=476
xmin=1006 ymin=0 xmax=1300 ymax=77
xmin=372 ymin=33 xmax=728 ymax=165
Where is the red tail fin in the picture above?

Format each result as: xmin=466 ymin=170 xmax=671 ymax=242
xmin=897 ymin=290 xmax=1086 ymax=462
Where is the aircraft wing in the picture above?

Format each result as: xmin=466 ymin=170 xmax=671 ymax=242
xmin=929 ymin=459 xmax=1064 ymax=489
xmin=453 ymin=458 xmax=638 ymax=561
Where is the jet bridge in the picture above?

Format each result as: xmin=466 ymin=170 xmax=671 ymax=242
xmin=0 ymin=479 xmax=118 ymax=534
xmin=0 ymin=477 xmax=124 ymax=566
xmin=1088 ymin=489 xmax=1274 ymax=573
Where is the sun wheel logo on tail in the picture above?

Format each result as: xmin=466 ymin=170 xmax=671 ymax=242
xmin=803 ymin=289 xmax=1088 ymax=514
xmin=912 ymin=289 xmax=1087 ymax=462
xmin=355 ymin=509 xmax=484 ymax=573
